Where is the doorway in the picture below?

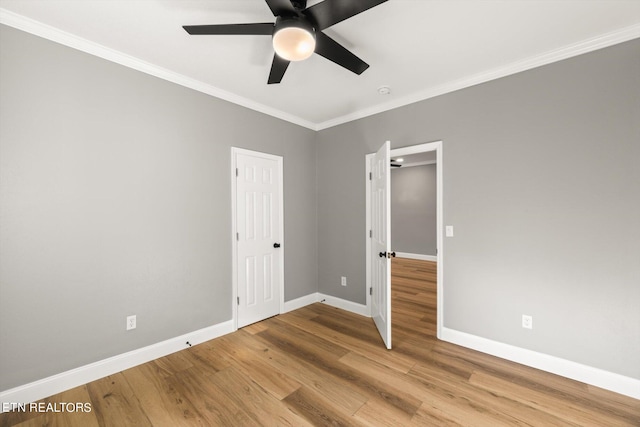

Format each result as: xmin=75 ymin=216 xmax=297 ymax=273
xmin=231 ymin=148 xmax=284 ymax=330
xmin=366 ymin=141 xmax=443 ymax=346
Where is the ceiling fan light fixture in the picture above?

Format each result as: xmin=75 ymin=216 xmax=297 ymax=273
xmin=272 ymin=17 xmax=316 ymax=62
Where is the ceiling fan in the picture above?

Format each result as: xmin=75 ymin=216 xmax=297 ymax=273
xmin=183 ymin=0 xmax=388 ymax=84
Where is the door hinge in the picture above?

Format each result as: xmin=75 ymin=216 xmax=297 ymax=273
xmin=369 ymin=172 xmax=372 ymax=180
xmin=236 ymin=168 xmax=238 ymax=177
xmin=236 ymin=232 xmax=239 ymax=241
xmin=369 ymin=287 xmax=373 ymax=296
xmin=237 ymin=297 xmax=240 ymax=305
xmin=369 ymin=229 xmax=372 ymax=238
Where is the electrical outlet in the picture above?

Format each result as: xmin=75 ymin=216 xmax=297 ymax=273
xmin=341 ymin=276 xmax=347 ymax=287
xmin=126 ymin=315 xmax=136 ymax=331
xmin=522 ymin=314 xmax=533 ymax=329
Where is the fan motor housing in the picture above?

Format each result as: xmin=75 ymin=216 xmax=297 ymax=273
xmin=273 ymin=15 xmax=316 ymax=37
xmin=291 ymin=0 xmax=307 ymax=11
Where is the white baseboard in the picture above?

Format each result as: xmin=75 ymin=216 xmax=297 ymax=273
xmin=283 ymin=293 xmax=319 ymax=313
xmin=0 ymin=320 xmax=235 ymax=411
xmin=318 ymin=293 xmax=370 ymax=317
xmin=395 ymin=252 xmax=437 ymax=262
xmin=441 ymin=327 xmax=640 ymax=400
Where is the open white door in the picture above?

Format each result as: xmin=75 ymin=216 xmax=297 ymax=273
xmin=371 ymin=141 xmax=391 ymax=349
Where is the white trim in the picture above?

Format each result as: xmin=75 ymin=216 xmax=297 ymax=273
xmin=435 ymin=143 xmax=444 ymax=339
xmin=2 ymin=9 xmax=638 ymax=132
xmin=0 ymin=9 xmax=317 ymax=131
xmin=318 ymin=293 xmax=369 ymax=317
xmin=0 ymin=320 xmax=234 ymax=411
xmin=395 ymin=252 xmax=437 ymax=262
xmin=441 ymin=327 xmax=640 ymax=400
xmin=231 ymin=150 xmax=238 ymax=331
xmin=365 ymin=154 xmax=373 ymax=317
xmin=315 ymin=23 xmax=640 ymax=130
xmin=231 ymin=148 xmax=285 ymax=330
xmin=390 ymin=142 xmax=441 ymax=158
xmin=283 ymin=293 xmax=319 ymax=313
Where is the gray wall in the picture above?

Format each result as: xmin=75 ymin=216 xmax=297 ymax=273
xmin=391 ymin=165 xmax=437 ymax=256
xmin=0 ymin=25 xmax=317 ymax=391
xmin=316 ymin=39 xmax=640 ymax=379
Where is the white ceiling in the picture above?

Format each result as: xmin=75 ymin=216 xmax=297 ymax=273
xmin=1 ymin=1 xmax=639 ymax=130
xmin=391 ymin=151 xmax=436 ymax=167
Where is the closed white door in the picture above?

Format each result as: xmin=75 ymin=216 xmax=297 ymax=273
xmin=234 ymin=149 xmax=283 ymax=328
xmin=371 ymin=141 xmax=391 ymax=348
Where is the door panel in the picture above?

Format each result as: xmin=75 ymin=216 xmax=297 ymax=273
xmin=371 ymin=141 xmax=391 ymax=348
xmin=236 ymin=152 xmax=282 ymax=328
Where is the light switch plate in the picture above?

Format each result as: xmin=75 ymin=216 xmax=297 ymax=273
xmin=446 ymin=226 xmax=454 ymax=237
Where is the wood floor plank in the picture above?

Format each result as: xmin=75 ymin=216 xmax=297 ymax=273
xmin=267 ymin=316 xmax=352 ymax=360
xmin=311 ymin=311 xmax=385 ymax=347
xmin=410 ymin=361 xmax=580 ymax=427
xmin=470 ymin=370 xmax=640 ymax=426
xmin=257 ymin=320 xmax=422 ymax=418
xmin=410 ymin=402 xmax=465 ymax=427
xmin=586 ymin=385 xmax=640 ymax=420
xmin=353 ymin=397 xmax=415 ymax=427
xmin=210 ymin=332 xmax=302 ymax=400
xmin=277 ymin=305 xmax=416 ymax=373
xmin=151 ymin=351 xmax=194 ymax=377
xmin=121 ymin=361 xmax=206 ymax=426
xmin=86 ymin=373 xmax=152 ymax=427
xmin=247 ymin=329 xmax=370 ymax=415
xmin=241 ymin=321 xmax=269 ymax=335
xmin=178 ymin=341 xmax=231 ymax=375
xmin=283 ymin=386 xmax=367 ymax=427
xmin=209 ymin=367 xmax=313 ymax=427
xmin=166 ymin=367 xmax=254 ymax=426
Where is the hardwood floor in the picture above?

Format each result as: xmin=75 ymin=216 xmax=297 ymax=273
xmin=2 ymin=258 xmax=638 ymax=426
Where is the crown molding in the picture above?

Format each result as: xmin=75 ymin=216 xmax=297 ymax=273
xmin=315 ymin=23 xmax=640 ymax=130
xmin=1 ymin=8 xmax=638 ymax=132
xmin=0 ymin=8 xmax=318 ymax=131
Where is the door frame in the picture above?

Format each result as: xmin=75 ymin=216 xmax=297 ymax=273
xmin=231 ymin=147 xmax=285 ymax=331
xmin=366 ymin=140 xmax=444 ymax=339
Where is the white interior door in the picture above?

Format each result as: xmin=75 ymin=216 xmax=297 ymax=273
xmin=371 ymin=141 xmax=392 ymax=348
xmin=235 ymin=150 xmax=283 ymax=328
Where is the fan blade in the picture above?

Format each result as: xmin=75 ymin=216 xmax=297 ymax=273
xmin=314 ymin=32 xmax=369 ymax=75
xmin=183 ymin=23 xmax=274 ymax=35
xmin=303 ymin=0 xmax=388 ymax=30
xmin=265 ymin=0 xmax=297 ymax=16
xmin=268 ymin=54 xmax=290 ymax=84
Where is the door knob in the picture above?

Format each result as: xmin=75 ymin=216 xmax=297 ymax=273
xmin=273 ymin=243 xmax=281 ymax=248
xmin=389 ymin=251 xmax=396 ymax=258
xmin=379 ymin=252 xmax=386 ymax=258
